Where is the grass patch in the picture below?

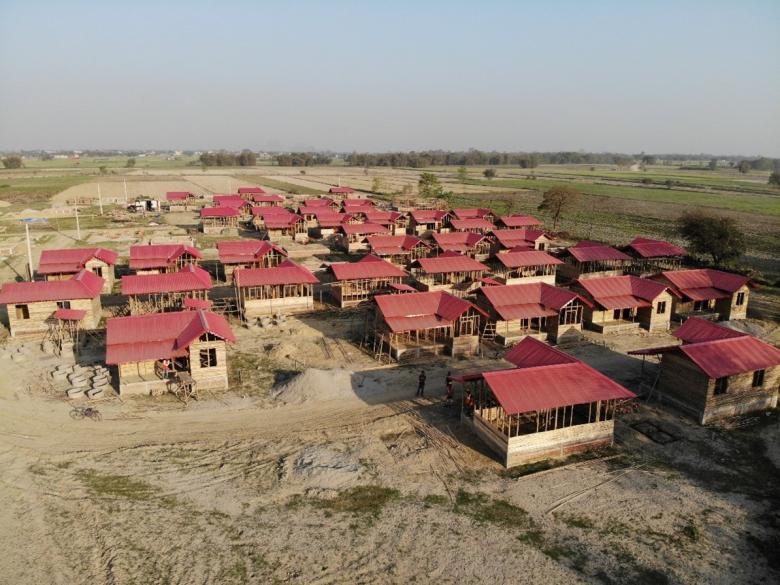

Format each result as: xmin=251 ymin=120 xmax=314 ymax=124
xmin=556 ymin=513 xmax=595 ymax=530
xmin=422 ymin=494 xmax=448 ymax=507
xmin=0 ymin=175 xmax=91 ymax=206
xmin=76 ymin=469 xmax=175 ymax=507
xmin=288 ymin=485 xmax=400 ymax=520
xmin=453 ymin=489 xmax=534 ymax=530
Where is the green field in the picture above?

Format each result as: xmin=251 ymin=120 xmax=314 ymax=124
xmin=0 ymin=175 xmax=91 ymax=206
xmin=15 ymin=155 xmax=276 ymax=171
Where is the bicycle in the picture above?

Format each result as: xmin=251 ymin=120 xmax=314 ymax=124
xmin=69 ymin=406 xmax=103 ymax=422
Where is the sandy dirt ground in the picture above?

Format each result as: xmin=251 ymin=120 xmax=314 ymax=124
xmin=0 ymin=309 xmax=778 ymax=585
xmin=0 ymin=178 xmax=778 ymax=585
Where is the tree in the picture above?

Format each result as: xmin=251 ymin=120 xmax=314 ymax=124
xmin=641 ymin=155 xmax=657 ymax=165
xmin=418 ymin=172 xmax=443 ymax=199
xmin=769 ymin=171 xmax=780 ymax=188
xmin=2 ymin=155 xmax=23 ymax=169
xmin=483 ymin=168 xmax=497 ymax=179
xmin=237 ymin=150 xmax=257 ymax=166
xmin=677 ymin=211 xmax=745 ymax=265
xmin=126 ymin=157 xmax=136 ymax=168
xmin=708 ymin=158 xmax=718 ymax=171
xmin=456 ymin=166 xmax=468 ymax=184
xmin=371 ymin=176 xmax=386 ymax=193
xmin=99 ymin=165 xmax=108 ymax=175
xmin=537 ymin=185 xmax=580 ymax=230
xmin=738 ymin=161 xmax=750 ymax=174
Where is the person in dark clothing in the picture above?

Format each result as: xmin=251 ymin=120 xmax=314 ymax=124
xmin=444 ymin=372 xmax=454 ymax=406
xmin=416 ymin=370 xmax=426 ymax=397
xmin=464 ymin=389 xmax=475 ymax=417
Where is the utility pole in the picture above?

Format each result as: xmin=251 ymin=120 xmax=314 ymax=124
xmin=98 ymin=183 xmax=104 ymax=215
xmin=75 ymin=206 xmax=81 ymax=241
xmin=123 ymin=179 xmax=128 ymax=203
xmin=25 ymin=223 xmax=34 ymax=281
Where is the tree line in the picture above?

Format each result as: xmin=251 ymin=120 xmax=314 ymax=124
xmin=274 ymin=152 xmax=333 ymax=167
xmin=199 ymin=150 xmax=257 ymax=167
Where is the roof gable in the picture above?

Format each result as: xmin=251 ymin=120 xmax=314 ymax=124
xmin=673 ymin=317 xmax=746 ymax=344
xmin=0 ymin=270 xmax=103 ymax=304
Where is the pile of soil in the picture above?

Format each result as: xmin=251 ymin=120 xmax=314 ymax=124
xmin=271 ymin=368 xmax=359 ymax=404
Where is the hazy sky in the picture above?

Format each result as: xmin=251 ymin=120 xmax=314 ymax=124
xmin=1 ymin=0 xmax=778 ymax=155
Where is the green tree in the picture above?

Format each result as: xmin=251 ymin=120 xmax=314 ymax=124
xmin=237 ymin=150 xmax=257 ymax=166
xmin=456 ymin=166 xmax=468 ymax=184
xmin=126 ymin=157 xmax=136 ymax=168
xmin=641 ymin=155 xmax=657 ymax=165
xmin=738 ymin=160 xmax=750 ymax=174
xmin=483 ymin=168 xmax=497 ymax=179
xmin=418 ymin=172 xmax=444 ymax=199
xmin=99 ymin=165 xmax=108 ymax=175
xmin=768 ymin=171 xmax=780 ymax=188
xmin=677 ymin=211 xmax=745 ymax=265
xmin=2 ymin=155 xmax=23 ymax=169
xmin=708 ymin=158 xmax=718 ymax=171
xmin=371 ymin=176 xmax=386 ymax=193
xmin=537 ymin=185 xmax=580 ymax=230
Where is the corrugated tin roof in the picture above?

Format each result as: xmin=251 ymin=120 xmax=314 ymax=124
xmin=183 ymin=297 xmax=213 ymax=310
xmin=129 ymin=244 xmax=202 ymax=270
xmin=628 ymin=237 xmax=687 ymax=258
xmin=654 ymin=269 xmax=753 ymax=300
xmin=329 ymin=255 xmax=408 ymax=281
xmin=166 ymin=191 xmax=192 ymax=201
xmin=577 ymin=276 xmax=671 ymax=309
xmin=304 ymin=197 xmax=336 ymax=207
xmin=478 ymin=283 xmax=585 ymax=320
xmin=342 ymin=198 xmax=373 ymax=208
xmin=415 ymin=254 xmax=488 ymax=274
xmin=234 ymin=260 xmax=319 ymax=287
xmin=450 ymin=218 xmax=494 ymax=231
xmin=367 ymin=235 xmax=427 ymax=255
xmin=504 ymin=336 xmax=578 ymax=367
xmin=492 ymin=229 xmax=550 ymax=247
xmin=217 ymin=240 xmax=287 ymax=264
xmin=238 ymin=187 xmax=266 ymax=194
xmin=38 ymin=247 xmax=118 ymax=274
xmin=495 ymin=250 xmax=562 ymax=268
xmin=53 ymin=308 xmax=87 ymax=321
xmin=679 ymin=336 xmax=780 ymax=378
xmin=122 ymin=265 xmax=212 ymax=295
xmin=498 ymin=214 xmax=542 ymax=227
xmin=0 ymin=270 xmax=103 ymax=304
xmin=374 ymin=290 xmax=486 ymax=333
xmin=251 ymin=194 xmax=285 ymax=203
xmin=431 ymin=232 xmax=487 ymax=251
xmin=105 ymin=310 xmax=235 ymax=365
xmin=484 ymin=361 xmax=636 ymax=414
xmin=339 ymin=223 xmax=389 ymax=236
xmin=567 ymin=243 xmax=631 ymax=262
xmin=200 ymin=206 xmax=239 ymax=218
xmin=452 ymin=208 xmax=493 ymax=219
xmin=410 ymin=209 xmax=449 ymax=222
xmin=673 ymin=317 xmax=746 ymax=344
xmin=213 ymin=195 xmax=249 ymax=208
xmin=252 ymin=206 xmax=294 ymax=217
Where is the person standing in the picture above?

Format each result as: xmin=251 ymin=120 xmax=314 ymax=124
xmin=444 ymin=372 xmax=454 ymax=406
xmin=416 ymin=370 xmax=427 ymax=397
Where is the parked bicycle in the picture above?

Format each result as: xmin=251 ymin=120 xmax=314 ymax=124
xmin=69 ymin=406 xmax=102 ymax=422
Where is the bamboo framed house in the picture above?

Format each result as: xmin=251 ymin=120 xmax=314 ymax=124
xmin=129 ymin=244 xmax=202 ymax=275
xmin=122 ymin=265 xmax=213 ymax=315
xmin=410 ymin=252 xmax=489 ymax=294
xmin=327 ymin=255 xmax=408 ymax=308
xmin=234 ymin=260 xmax=320 ymax=319
xmin=37 ymin=247 xmax=117 ymax=294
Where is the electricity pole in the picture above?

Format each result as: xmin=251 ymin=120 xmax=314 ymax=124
xmin=75 ymin=206 xmax=81 ymax=240
xmin=123 ymin=179 xmax=128 ymax=203
xmin=98 ymin=183 xmax=104 ymax=215
xmin=25 ymin=223 xmax=34 ymax=281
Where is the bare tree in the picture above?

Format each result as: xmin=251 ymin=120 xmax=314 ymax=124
xmin=537 ymin=185 xmax=580 ymax=230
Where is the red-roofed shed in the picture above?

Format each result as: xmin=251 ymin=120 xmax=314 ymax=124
xmin=129 ymin=244 xmax=202 ymax=274
xmin=234 ymin=260 xmax=319 ymax=318
xmin=328 ymin=255 xmax=409 ymax=307
xmin=217 ymin=240 xmax=288 ymax=279
xmin=365 ymin=234 xmax=431 ymax=265
xmin=411 ymin=253 xmax=488 ymax=294
xmin=38 ymin=247 xmax=117 ymax=293
xmin=650 ymin=269 xmax=754 ymax=320
xmin=122 ymin=265 xmax=212 ymax=315
xmin=431 ymin=232 xmax=492 ymax=260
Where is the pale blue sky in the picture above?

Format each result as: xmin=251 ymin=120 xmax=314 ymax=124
xmin=1 ymin=0 xmax=778 ymax=155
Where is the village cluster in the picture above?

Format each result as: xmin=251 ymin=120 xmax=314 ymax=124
xmin=1 ymin=185 xmax=778 ymax=468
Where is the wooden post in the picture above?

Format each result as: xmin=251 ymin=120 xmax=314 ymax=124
xmin=25 ymin=223 xmax=34 ymax=281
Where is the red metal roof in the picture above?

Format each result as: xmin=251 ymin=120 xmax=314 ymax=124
xmin=105 ymin=310 xmax=235 ymax=365
xmin=450 ymin=218 xmax=495 ymax=231
xmin=53 ymin=308 xmax=87 ymax=321
xmin=200 ymin=206 xmax=239 ymax=218
xmin=678 ymin=336 xmax=780 ymax=378
xmin=129 ymin=244 xmax=202 ymax=270
xmin=339 ymin=223 xmax=389 ymax=236
xmin=628 ymin=237 xmax=687 ymax=258
xmin=251 ymin=206 xmax=294 ymax=217
xmin=653 ymin=269 xmax=754 ymax=301
xmin=389 ymin=283 xmax=417 ymax=293
xmin=238 ymin=187 xmax=266 ymax=194
xmin=217 ymin=240 xmax=287 ymax=264
xmin=183 ymin=297 xmax=213 ymax=310
xmin=234 ymin=260 xmax=319 ymax=287
xmin=364 ymin=210 xmax=404 ymax=224
xmin=166 ymin=191 xmax=193 ymax=201
xmin=484 ymin=360 xmax=636 ymax=414
xmin=452 ymin=208 xmax=493 ymax=220
xmin=577 ymin=276 xmax=672 ymax=309
xmin=415 ymin=254 xmax=488 ymax=275
xmin=314 ymin=211 xmax=349 ymax=228
xmin=329 ymin=187 xmax=355 ymax=194
xmin=342 ymin=198 xmax=373 ymax=208
xmin=410 ymin=209 xmax=449 ymax=222
xmin=479 ymin=277 xmax=503 ymax=286
xmin=431 ymin=232 xmax=488 ymax=253
xmin=505 ymin=337 xmax=577 ymax=367
xmin=478 ymin=283 xmax=587 ymax=321
xmin=329 ymin=255 xmax=408 ymax=281
xmin=567 ymin=242 xmax=631 ymax=262
xmin=374 ymin=290 xmax=486 ymax=333
xmin=492 ymin=229 xmax=550 ymax=247
xmin=213 ymin=195 xmax=250 ymax=208
xmin=0 ymin=270 xmax=103 ymax=304
xmin=498 ymin=214 xmax=542 ymax=228
xmin=366 ymin=235 xmax=428 ymax=255
xmin=251 ymin=193 xmax=285 ymax=203
xmin=673 ymin=317 xmax=746 ymax=344
xmin=122 ymin=265 xmax=212 ymax=295
xmin=495 ymin=250 xmax=562 ymax=268
xmin=38 ymin=247 xmax=118 ymax=275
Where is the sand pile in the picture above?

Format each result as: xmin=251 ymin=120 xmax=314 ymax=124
xmin=272 ymin=368 xmax=361 ymax=404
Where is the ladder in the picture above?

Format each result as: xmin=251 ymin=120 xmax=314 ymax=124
xmin=482 ymin=322 xmax=496 ymax=341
